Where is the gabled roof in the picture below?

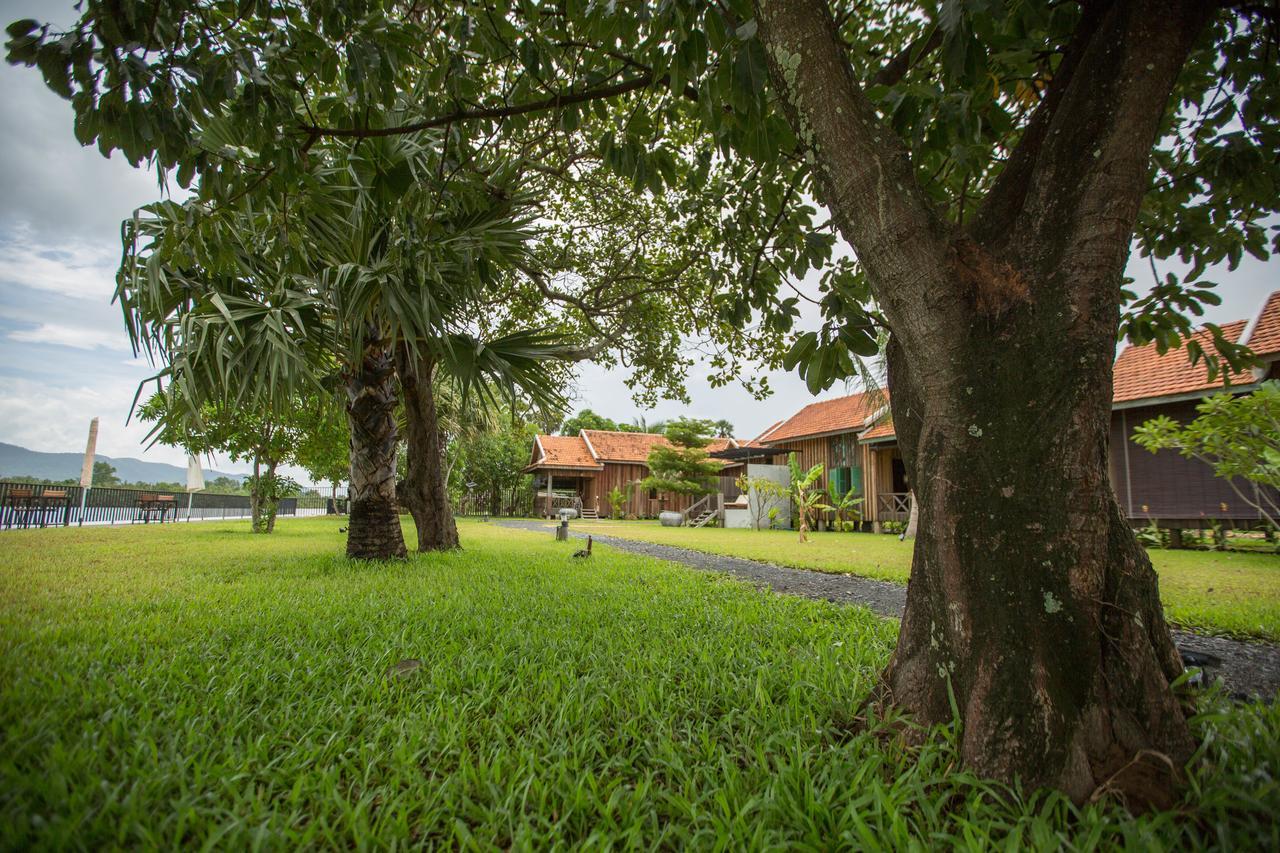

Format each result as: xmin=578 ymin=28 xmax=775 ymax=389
xmin=760 ymin=390 xmax=884 ymax=444
xmin=1112 ymin=320 xmax=1258 ymax=405
xmin=580 ymin=429 xmax=667 ymax=463
xmin=747 ymin=420 xmax=783 ymax=446
xmin=580 ymin=429 xmax=737 ymax=463
xmin=1244 ymin=290 xmax=1280 ymax=357
xmin=526 ymin=430 xmax=740 ymax=471
xmin=524 ymin=434 xmax=603 ymax=472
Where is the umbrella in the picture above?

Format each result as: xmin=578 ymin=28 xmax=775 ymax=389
xmin=185 ymin=455 xmax=205 ymax=520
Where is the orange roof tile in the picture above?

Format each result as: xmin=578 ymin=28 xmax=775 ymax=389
xmin=860 ymin=418 xmax=896 ymax=442
xmin=1245 ymin=290 xmax=1280 ymax=357
xmin=580 ymin=430 xmax=737 ymax=464
xmin=581 ymin=430 xmax=666 ymax=462
xmin=761 ymin=391 xmax=884 ymax=443
xmin=1111 ymin=320 xmax=1258 ymax=404
xmin=527 ymin=434 xmax=602 ymax=470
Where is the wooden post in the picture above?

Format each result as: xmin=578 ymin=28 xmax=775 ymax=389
xmin=1168 ymin=527 xmax=1183 ymax=549
xmin=716 ymin=491 xmax=724 ymax=526
xmin=545 ymin=475 xmax=553 ymax=518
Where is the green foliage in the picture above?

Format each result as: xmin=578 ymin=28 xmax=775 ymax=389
xmin=607 ymin=486 xmax=628 ymax=519
xmin=559 ymin=409 xmax=622 ymax=435
xmin=1133 ymin=382 xmax=1280 ymax=531
xmin=91 ymin=461 xmax=119 ymax=487
xmin=2 ymin=518 xmax=1278 ymax=847
xmin=452 ymin=412 xmax=537 ymax=514
xmin=137 ymin=391 xmax=337 ymax=533
xmin=787 ymin=453 xmax=832 ymax=542
xmin=639 ymin=419 xmax=721 ymax=499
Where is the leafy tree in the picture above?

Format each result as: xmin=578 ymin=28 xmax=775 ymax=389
xmin=118 ymin=135 xmax=571 ymax=557
xmin=137 ymin=392 xmax=314 ymax=533
xmin=292 ymin=394 xmax=350 ymax=497
xmin=559 ymin=410 xmax=621 ymax=435
xmin=454 ymin=416 xmax=537 ymax=517
xmin=91 ymin=461 xmax=119 ymax=487
xmin=639 ymin=419 xmax=721 ymax=501
xmin=1133 ymin=382 xmax=1280 ymax=534
xmin=786 ymin=454 xmax=832 ymax=543
xmin=15 ymin=0 xmax=1280 ymax=800
xmin=711 ymin=420 xmax=735 ymax=438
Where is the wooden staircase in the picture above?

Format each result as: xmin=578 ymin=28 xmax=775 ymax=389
xmin=579 ymin=507 xmax=599 ymax=520
xmin=689 ymin=509 xmax=717 ymax=528
xmin=683 ymin=494 xmax=721 ymax=528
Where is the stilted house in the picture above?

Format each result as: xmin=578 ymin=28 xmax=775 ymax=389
xmin=524 ymin=430 xmax=742 ymax=519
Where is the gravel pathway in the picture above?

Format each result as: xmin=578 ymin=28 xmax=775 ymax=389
xmin=496 ymin=519 xmax=1280 ymax=700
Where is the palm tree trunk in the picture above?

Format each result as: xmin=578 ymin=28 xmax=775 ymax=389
xmin=345 ymin=336 xmax=407 ymax=560
xmin=396 ymin=347 xmax=460 ymax=551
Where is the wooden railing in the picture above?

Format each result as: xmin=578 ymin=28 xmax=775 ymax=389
xmin=876 ymin=492 xmax=911 ymax=521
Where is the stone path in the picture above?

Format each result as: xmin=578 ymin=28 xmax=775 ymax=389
xmin=496 ymin=519 xmax=1280 ymax=700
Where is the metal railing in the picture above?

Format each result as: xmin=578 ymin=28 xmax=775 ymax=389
xmin=0 ymin=481 xmax=299 ymax=528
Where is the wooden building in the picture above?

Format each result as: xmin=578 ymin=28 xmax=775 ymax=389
xmin=757 ymin=288 xmax=1280 ymax=532
xmin=524 ymin=430 xmax=741 ymax=518
xmin=751 ymin=391 xmax=908 ymax=528
xmin=1108 ymin=290 xmax=1280 ymax=530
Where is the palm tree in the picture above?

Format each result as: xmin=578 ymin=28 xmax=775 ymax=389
xmin=118 ymin=129 xmax=571 ymax=558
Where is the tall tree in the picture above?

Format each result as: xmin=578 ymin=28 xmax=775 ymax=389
xmin=14 ymin=1 xmax=1279 ymax=801
xmin=639 ymin=418 xmax=721 ymax=501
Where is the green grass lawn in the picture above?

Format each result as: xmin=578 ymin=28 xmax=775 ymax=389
xmin=2 ymin=518 xmax=1278 ymax=848
xmin=573 ymin=521 xmax=1280 ymax=642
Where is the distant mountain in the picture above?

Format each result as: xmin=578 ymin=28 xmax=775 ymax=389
xmin=0 ymin=442 xmax=245 ymax=485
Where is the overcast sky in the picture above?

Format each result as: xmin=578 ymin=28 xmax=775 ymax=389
xmin=0 ymin=1 xmax=1275 ymax=481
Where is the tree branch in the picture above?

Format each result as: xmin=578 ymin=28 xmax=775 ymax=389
xmin=753 ymin=0 xmax=959 ymax=352
xmin=300 ymin=74 xmax=658 ymax=139
xmin=869 ymin=28 xmax=942 ymax=88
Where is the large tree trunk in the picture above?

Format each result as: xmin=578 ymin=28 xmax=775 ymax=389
xmin=756 ymin=0 xmax=1211 ymax=805
xmin=395 ymin=347 xmax=459 ymax=552
xmin=345 ymin=337 xmax=407 ymax=560
xmin=881 ymin=307 xmax=1193 ymax=807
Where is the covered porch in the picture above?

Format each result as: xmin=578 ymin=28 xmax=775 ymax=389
xmin=859 ymin=437 xmax=911 ymax=528
xmin=529 ymin=469 xmax=598 ymax=518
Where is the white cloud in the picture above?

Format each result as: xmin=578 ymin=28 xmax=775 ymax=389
xmin=9 ymin=322 xmax=127 ymax=351
xmin=0 ymin=232 xmax=120 ymax=301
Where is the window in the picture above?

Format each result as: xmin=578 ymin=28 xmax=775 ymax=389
xmin=648 ymin=488 xmax=658 ymax=499
xmin=830 ymin=434 xmax=855 ymax=467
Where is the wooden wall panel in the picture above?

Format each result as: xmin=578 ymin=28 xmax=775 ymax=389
xmin=1111 ymin=401 xmax=1272 ymax=521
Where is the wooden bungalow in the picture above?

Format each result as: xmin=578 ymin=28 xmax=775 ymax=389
xmin=1108 ymin=289 xmax=1280 ymax=535
xmin=753 ymin=390 xmax=908 ymax=529
xmin=758 ymin=288 xmax=1280 ymax=533
xmin=524 ymin=430 xmax=742 ymax=519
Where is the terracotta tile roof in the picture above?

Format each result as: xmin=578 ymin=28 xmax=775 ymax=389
xmin=580 ymin=430 xmax=737 ymax=464
xmin=1245 ymin=290 xmax=1280 ymax=356
xmin=581 ymin=429 xmax=666 ymax=462
xmin=761 ymin=391 xmax=884 ymax=443
xmin=526 ymin=434 xmax=602 ymax=471
xmin=860 ymin=418 xmax=896 ymax=442
xmin=1112 ymin=320 xmax=1257 ymax=404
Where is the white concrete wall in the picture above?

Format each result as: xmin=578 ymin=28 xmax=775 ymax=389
xmin=745 ymin=463 xmax=791 ymax=530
